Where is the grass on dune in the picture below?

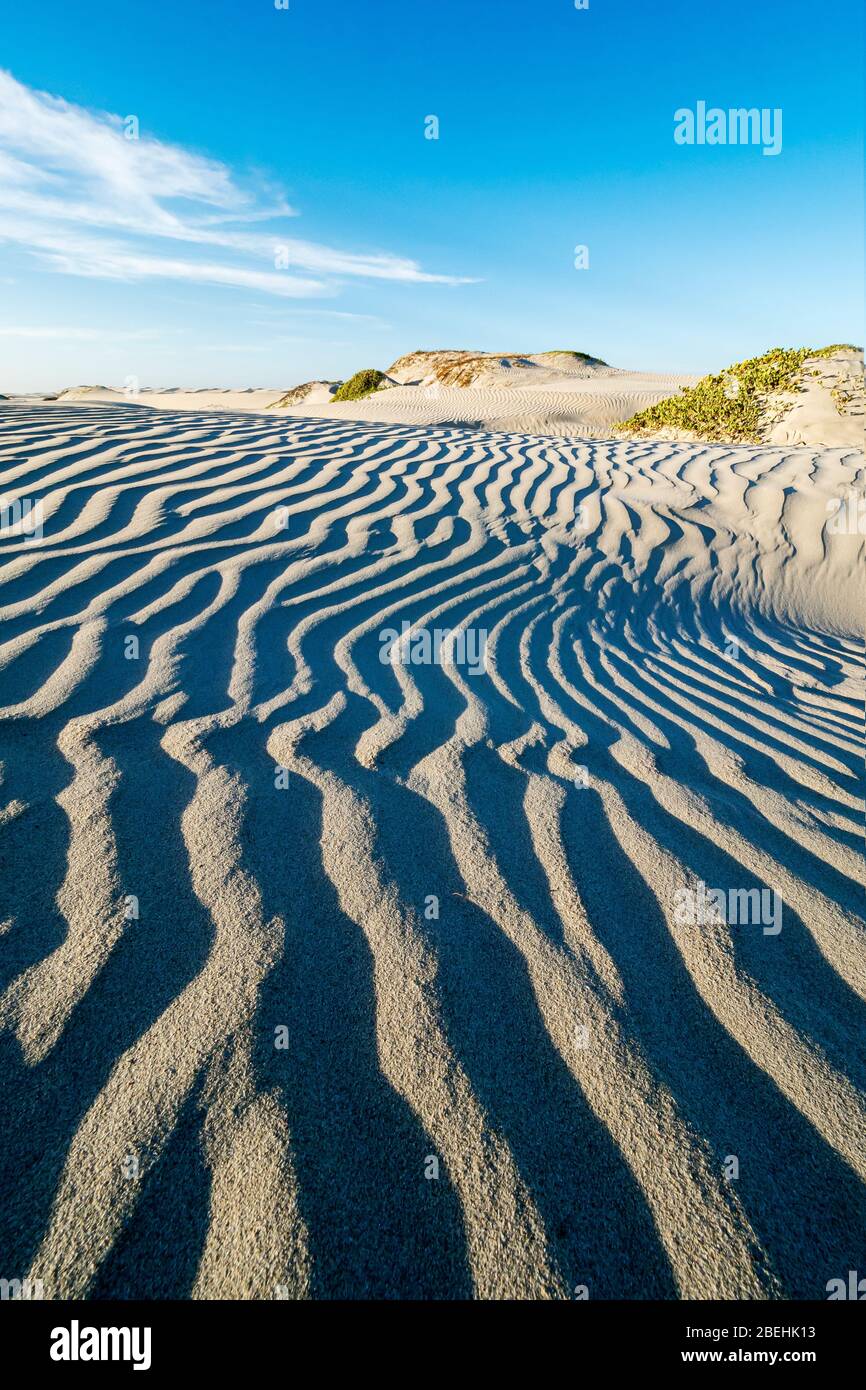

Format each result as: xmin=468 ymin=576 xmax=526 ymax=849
xmin=539 ymin=350 xmax=608 ymax=364
xmin=333 ymin=368 xmax=387 ymax=401
xmin=616 ymin=345 xmax=861 ymax=442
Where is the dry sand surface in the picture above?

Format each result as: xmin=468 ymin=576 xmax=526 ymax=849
xmin=303 ymin=370 xmax=696 ymax=436
xmin=50 ymin=359 xmax=700 ymax=439
xmin=0 ymin=400 xmax=863 ymax=1300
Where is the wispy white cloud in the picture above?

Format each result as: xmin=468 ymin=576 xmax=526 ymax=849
xmin=0 ymin=325 xmax=168 ymax=339
xmin=247 ymin=308 xmax=390 ymax=325
xmin=0 ymin=70 xmax=473 ymax=298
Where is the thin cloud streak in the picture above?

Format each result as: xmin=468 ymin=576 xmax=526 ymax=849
xmin=0 ymin=69 xmax=475 ymax=297
xmin=0 ymin=325 xmax=165 ymax=340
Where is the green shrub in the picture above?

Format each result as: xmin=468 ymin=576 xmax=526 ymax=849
xmin=616 ymin=345 xmax=860 ymax=442
xmin=541 ymin=350 xmax=608 ymax=365
xmin=333 ymin=368 xmax=387 ymax=402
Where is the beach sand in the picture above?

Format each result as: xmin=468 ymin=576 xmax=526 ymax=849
xmin=0 ymin=400 xmax=863 ymax=1299
xmin=49 ymin=361 xmax=700 ymax=439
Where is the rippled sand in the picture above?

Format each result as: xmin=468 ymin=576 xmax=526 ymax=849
xmin=0 ymin=402 xmax=863 ymax=1299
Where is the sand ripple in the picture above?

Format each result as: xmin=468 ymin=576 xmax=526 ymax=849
xmin=0 ymin=403 xmax=863 ymax=1299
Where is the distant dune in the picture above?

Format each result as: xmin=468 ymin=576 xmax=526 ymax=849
xmin=0 ymin=396 xmax=863 ymax=1299
xmin=54 ymin=386 xmax=283 ymax=413
xmin=40 ymin=351 xmax=699 ymax=437
xmin=385 ymin=349 xmax=611 ymax=386
xmin=30 ymin=346 xmax=862 ymax=446
xmin=268 ymin=381 xmax=340 ymax=409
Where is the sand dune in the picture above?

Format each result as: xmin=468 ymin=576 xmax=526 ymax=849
xmin=284 ymin=373 xmax=698 ymax=436
xmin=0 ymin=400 xmax=863 ymax=1300
xmin=48 ymin=365 xmax=700 ymax=438
xmin=54 ymin=386 xmax=285 ymax=414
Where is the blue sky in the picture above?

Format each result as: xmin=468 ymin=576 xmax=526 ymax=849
xmin=0 ymin=0 xmax=862 ymax=390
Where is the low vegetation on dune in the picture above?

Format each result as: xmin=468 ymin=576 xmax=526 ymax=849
xmin=538 ymin=350 xmax=608 ymax=365
xmin=617 ymin=345 xmax=861 ymax=442
xmin=431 ymin=354 xmax=509 ymax=387
xmin=385 ymin=348 xmax=610 ymax=388
xmin=270 ymin=380 xmax=338 ymax=408
xmin=332 ymin=368 xmax=388 ymax=401
xmin=432 ymin=350 xmax=610 ymax=386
